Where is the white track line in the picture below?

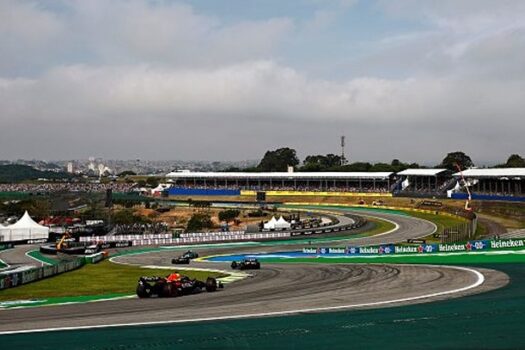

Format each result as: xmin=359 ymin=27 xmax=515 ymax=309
xmin=0 ymin=265 xmax=484 ymax=335
xmin=25 ymin=250 xmax=52 ymax=266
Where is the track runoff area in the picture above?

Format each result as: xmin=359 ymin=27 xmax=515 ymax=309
xmin=0 ymin=206 xmax=523 ymax=349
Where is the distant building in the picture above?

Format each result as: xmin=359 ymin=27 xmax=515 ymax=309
xmin=66 ymin=162 xmax=74 ymax=173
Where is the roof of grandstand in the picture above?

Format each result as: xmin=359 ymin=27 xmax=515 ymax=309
xmin=396 ymin=169 xmax=448 ymax=176
xmin=165 ymin=171 xmax=393 ymax=180
xmin=453 ymin=168 xmax=525 ymax=178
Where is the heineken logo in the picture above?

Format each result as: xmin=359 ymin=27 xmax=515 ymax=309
xmin=439 ymin=243 xmax=466 ymax=252
xmin=395 ymin=246 xmax=418 ymax=253
xmin=490 ymin=239 xmax=525 ymax=249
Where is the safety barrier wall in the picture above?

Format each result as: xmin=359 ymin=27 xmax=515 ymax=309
xmin=131 ymin=232 xmax=291 ymax=246
xmin=0 ymin=242 xmax=14 ymax=251
xmin=303 ymin=238 xmax=525 ymax=256
xmin=180 ymin=230 xmax=245 ymax=238
xmin=79 ymin=233 xmax=173 ymax=242
xmin=451 ymin=193 xmax=525 ymax=202
xmin=284 ymin=202 xmax=463 ymax=218
xmin=80 ymin=231 xmax=247 ymax=243
xmin=84 ymin=252 xmax=105 ymax=264
xmin=0 ymin=258 xmax=85 ymax=290
xmin=168 ymin=187 xmax=241 ymax=196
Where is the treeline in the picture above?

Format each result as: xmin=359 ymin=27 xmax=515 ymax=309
xmin=223 ymin=148 xmax=525 ymax=173
xmin=0 ymin=164 xmax=72 ymax=183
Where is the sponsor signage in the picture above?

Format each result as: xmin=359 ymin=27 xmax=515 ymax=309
xmin=490 ymin=239 xmax=525 ymax=249
xmin=328 ymin=247 xmax=346 ymax=254
xmin=302 ymin=247 xmax=318 ymax=254
xmin=303 ymin=238 xmax=525 ymax=257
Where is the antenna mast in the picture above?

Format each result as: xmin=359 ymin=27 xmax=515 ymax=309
xmin=340 ymin=136 xmax=346 ymax=165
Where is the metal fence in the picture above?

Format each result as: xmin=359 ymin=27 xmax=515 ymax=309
xmin=438 ymin=215 xmax=477 ymax=244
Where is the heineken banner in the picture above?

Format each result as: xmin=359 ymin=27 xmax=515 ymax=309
xmin=303 ymin=238 xmax=525 ymax=256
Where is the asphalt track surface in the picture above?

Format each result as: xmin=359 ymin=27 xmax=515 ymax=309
xmin=0 ymin=209 xmax=510 ymax=334
xmin=0 ymin=245 xmax=40 ymax=269
xmin=0 ymin=261 xmax=508 ymax=333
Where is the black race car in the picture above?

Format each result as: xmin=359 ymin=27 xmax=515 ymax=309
xmin=182 ymin=251 xmax=199 ymax=259
xmin=136 ymin=273 xmax=223 ymax=298
xmin=171 ymin=250 xmax=199 ymax=264
xmin=171 ymin=256 xmax=191 ymax=264
xmin=231 ymin=258 xmax=261 ymax=270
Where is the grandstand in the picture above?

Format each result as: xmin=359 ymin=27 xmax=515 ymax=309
xmin=395 ymin=169 xmax=454 ymax=197
xmin=163 ymin=168 xmax=525 ymax=202
xmin=451 ymin=168 xmax=525 ymax=201
xmin=165 ymin=171 xmax=393 ymax=195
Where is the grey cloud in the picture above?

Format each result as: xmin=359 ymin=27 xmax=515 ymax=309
xmin=0 ymin=0 xmax=524 ymax=165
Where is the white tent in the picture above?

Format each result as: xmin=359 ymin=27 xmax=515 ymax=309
xmin=263 ymin=216 xmax=278 ymax=230
xmin=151 ymin=183 xmax=171 ymax=195
xmin=0 ymin=211 xmax=49 ymax=242
xmin=275 ymin=216 xmax=291 ymax=230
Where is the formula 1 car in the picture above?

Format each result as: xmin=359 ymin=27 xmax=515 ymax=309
xmin=136 ymin=273 xmax=223 ymax=298
xmin=182 ymin=251 xmax=199 ymax=259
xmin=230 ymin=258 xmax=261 ymax=270
xmin=171 ymin=256 xmax=191 ymax=264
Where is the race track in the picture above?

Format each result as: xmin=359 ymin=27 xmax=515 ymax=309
xmin=0 ymin=261 xmax=508 ymax=333
xmin=0 ymin=208 xmax=510 ymax=335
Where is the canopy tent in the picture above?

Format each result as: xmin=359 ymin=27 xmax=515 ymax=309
xmin=264 ymin=216 xmax=291 ymax=230
xmin=275 ymin=216 xmax=291 ymax=230
xmin=151 ymin=183 xmax=171 ymax=195
xmin=0 ymin=211 xmax=49 ymax=242
xmin=263 ymin=216 xmax=278 ymax=230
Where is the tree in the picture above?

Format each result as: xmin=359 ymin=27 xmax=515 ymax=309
xmin=218 ymin=209 xmax=240 ymax=222
xmin=112 ymin=209 xmax=151 ymax=225
xmin=439 ymin=151 xmax=474 ymax=171
xmin=117 ymin=170 xmax=136 ymax=177
xmin=186 ymin=213 xmax=213 ymax=232
xmin=257 ymin=147 xmax=299 ymax=171
xmin=505 ymin=154 xmax=525 ymax=168
xmin=339 ymin=162 xmax=373 ymax=172
xmin=301 ymin=154 xmax=342 ymax=171
xmin=146 ymin=177 xmax=160 ymax=188
xmin=369 ymin=163 xmax=394 ymax=172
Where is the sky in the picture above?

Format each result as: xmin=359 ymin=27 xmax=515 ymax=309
xmin=0 ymin=0 xmax=524 ymax=165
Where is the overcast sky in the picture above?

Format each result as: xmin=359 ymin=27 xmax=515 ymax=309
xmin=1 ymin=0 xmax=524 ymax=165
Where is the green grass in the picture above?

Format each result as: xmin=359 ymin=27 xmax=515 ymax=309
xmin=0 ymin=260 xmax=226 ymax=301
xmin=361 ymin=217 xmax=396 ymax=236
xmin=402 ymin=211 xmax=467 ymax=243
